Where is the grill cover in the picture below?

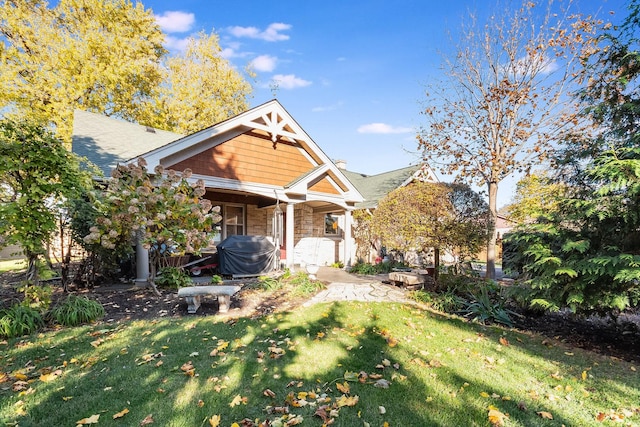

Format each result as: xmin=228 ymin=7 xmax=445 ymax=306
xmin=216 ymin=235 xmax=276 ymax=276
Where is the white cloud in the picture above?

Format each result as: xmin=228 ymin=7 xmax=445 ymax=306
xmin=357 ymin=123 xmax=414 ymax=134
xmin=228 ymin=23 xmax=291 ymax=42
xmin=164 ymin=35 xmax=191 ymax=52
xmin=250 ymin=55 xmax=278 ymax=72
xmin=312 ymin=101 xmax=343 ymax=112
xmin=155 ymin=11 xmax=195 ymax=33
xmin=271 ymin=74 xmax=311 ymax=90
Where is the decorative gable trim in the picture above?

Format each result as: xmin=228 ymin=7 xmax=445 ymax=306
xmin=133 ymin=99 xmax=364 ymax=204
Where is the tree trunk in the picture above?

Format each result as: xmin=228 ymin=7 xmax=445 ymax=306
xmin=485 ymin=181 xmax=498 ymax=280
xmin=434 ymin=247 xmax=440 ymax=281
xmin=26 ymin=252 xmax=39 ymax=284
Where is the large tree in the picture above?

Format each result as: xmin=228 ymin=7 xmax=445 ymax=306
xmin=0 ymin=0 xmax=166 ymax=144
xmin=505 ymin=171 xmax=567 ymax=224
xmin=0 ymin=0 xmax=252 ymax=144
xmin=0 ymin=118 xmax=92 ymax=283
xmin=372 ymin=182 xmax=490 ymax=273
xmin=142 ymin=32 xmax=253 ymax=135
xmin=506 ymin=1 xmax=640 ymax=315
xmin=417 ymin=0 xmax=601 ymax=278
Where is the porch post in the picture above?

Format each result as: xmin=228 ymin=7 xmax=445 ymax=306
xmin=286 ymin=202 xmax=295 ymax=270
xmin=135 ymin=232 xmax=149 ymax=284
xmin=343 ymin=209 xmax=353 ymax=267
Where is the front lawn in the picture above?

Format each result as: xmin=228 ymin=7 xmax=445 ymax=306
xmin=1 ymin=301 xmax=638 ymax=426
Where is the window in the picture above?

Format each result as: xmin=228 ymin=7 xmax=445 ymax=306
xmin=324 ymin=213 xmax=340 ymax=236
xmin=224 ymin=204 xmax=245 ymax=238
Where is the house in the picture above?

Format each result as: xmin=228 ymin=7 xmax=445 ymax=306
xmin=72 ymin=100 xmax=364 ymax=279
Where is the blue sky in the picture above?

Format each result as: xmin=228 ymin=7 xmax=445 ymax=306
xmin=143 ymin=0 xmax=627 ymax=207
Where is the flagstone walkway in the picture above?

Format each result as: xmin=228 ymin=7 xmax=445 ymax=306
xmin=302 ymin=267 xmax=412 ymax=306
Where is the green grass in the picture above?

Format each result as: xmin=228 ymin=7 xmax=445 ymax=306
xmin=1 ymin=302 xmax=638 ymax=426
xmin=0 ymin=259 xmax=26 ymax=273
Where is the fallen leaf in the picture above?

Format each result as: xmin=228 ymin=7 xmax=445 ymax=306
xmin=336 ymin=382 xmax=350 ymax=394
xmin=140 ymin=414 xmax=154 ymax=425
xmin=208 ymin=414 xmax=221 ymax=427
xmin=499 ymin=337 xmax=509 ymax=346
xmin=336 ymin=394 xmax=359 ymax=407
xmin=76 ymin=414 xmax=100 ymax=425
xmin=113 ymin=408 xmax=129 ymax=419
xmin=582 ymin=370 xmax=588 ymax=381
xmin=379 ymin=406 xmax=386 ymax=414
xmin=180 ymin=361 xmax=195 ymax=376
xmin=197 ymin=399 xmax=204 ymax=407
xmin=40 ymin=369 xmax=62 ymax=382
xmin=263 ymin=389 xmax=276 ymax=398
xmin=537 ymin=411 xmax=554 ymax=420
xmin=488 ymin=407 xmax=507 ymax=426
xmin=229 ymin=394 xmax=246 ymax=407
xmin=374 ymin=379 xmax=391 ymax=389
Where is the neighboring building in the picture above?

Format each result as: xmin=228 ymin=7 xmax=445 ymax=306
xmin=72 ymin=100 xmax=364 ymax=278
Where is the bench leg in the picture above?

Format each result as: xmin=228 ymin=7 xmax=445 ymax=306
xmin=218 ymin=294 xmax=231 ymax=313
xmin=184 ymin=295 xmax=201 ymax=314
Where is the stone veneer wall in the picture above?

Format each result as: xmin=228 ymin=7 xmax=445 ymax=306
xmin=246 ymin=204 xmax=267 ymax=236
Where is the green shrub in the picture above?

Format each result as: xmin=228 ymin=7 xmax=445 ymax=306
xmin=330 ymin=261 xmax=344 ymax=269
xmin=257 ymin=275 xmax=283 ymax=291
xmin=210 ymin=275 xmax=223 ymax=284
xmin=256 ymin=271 xmax=325 ymax=296
xmin=155 ymin=266 xmax=192 ymax=289
xmin=349 ymin=261 xmax=408 ymax=275
xmin=462 ymin=285 xmax=515 ymax=327
xmin=410 ymin=290 xmax=464 ymax=313
xmin=289 ymin=272 xmax=325 ymax=296
xmin=49 ymin=295 xmax=105 ymax=326
xmin=0 ymin=304 xmax=44 ymax=338
xmin=18 ymin=283 xmax=52 ymax=312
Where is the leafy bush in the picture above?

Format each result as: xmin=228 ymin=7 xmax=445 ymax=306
xmin=330 ymin=261 xmax=344 ymax=269
xmin=18 ymin=283 xmax=52 ymax=312
xmin=0 ymin=304 xmax=44 ymax=338
xmin=411 ymin=290 xmax=464 ymax=313
xmin=289 ymin=272 xmax=325 ymax=296
xmin=256 ymin=271 xmax=325 ymax=296
xmin=257 ymin=275 xmax=283 ymax=291
xmin=210 ymin=275 xmax=223 ymax=284
xmin=49 ymin=295 xmax=105 ymax=326
xmin=462 ymin=284 xmax=515 ymax=327
xmin=155 ymin=266 xmax=192 ymax=289
xmin=349 ymin=261 xmax=408 ymax=275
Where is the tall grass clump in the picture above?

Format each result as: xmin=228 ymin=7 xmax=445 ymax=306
xmin=0 ymin=304 xmax=44 ymax=338
xmin=48 ymin=294 xmax=105 ymax=326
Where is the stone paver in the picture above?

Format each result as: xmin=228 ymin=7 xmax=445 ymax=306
xmin=302 ymin=267 xmax=413 ymax=307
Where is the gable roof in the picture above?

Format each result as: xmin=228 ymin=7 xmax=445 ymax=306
xmin=343 ymin=163 xmax=439 ymax=209
xmin=71 ymin=100 xmax=364 ymax=208
xmin=72 ymin=109 xmax=184 ymax=177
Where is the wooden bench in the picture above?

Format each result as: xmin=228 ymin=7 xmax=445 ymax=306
xmin=177 ymin=285 xmax=241 ymax=314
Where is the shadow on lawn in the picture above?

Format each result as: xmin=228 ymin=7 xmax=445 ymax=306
xmin=2 ymin=302 xmax=639 ymax=426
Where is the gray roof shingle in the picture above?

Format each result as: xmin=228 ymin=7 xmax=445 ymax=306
xmin=71 ymin=110 xmax=183 ymax=177
xmin=342 ymin=165 xmax=423 ymax=209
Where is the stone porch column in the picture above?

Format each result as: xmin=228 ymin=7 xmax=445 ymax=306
xmin=286 ymin=202 xmax=295 ymax=270
xmin=135 ymin=233 xmax=149 ymax=284
xmin=343 ymin=209 xmax=353 ymax=267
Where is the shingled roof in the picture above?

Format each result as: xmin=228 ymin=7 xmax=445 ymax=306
xmin=72 ymin=109 xmax=184 ymax=177
xmin=341 ymin=164 xmax=437 ymax=209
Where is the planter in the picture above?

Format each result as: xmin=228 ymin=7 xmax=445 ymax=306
xmin=305 ymin=263 xmax=320 ymax=279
